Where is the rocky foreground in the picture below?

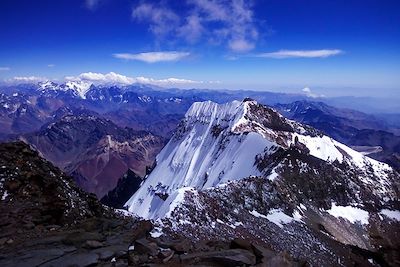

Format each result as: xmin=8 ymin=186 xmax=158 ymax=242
xmin=0 ymin=142 xmax=304 ymax=267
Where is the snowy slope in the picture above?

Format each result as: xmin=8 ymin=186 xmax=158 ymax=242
xmin=125 ymin=101 xmax=275 ymax=218
xmin=125 ymin=99 xmax=397 ymax=219
xmin=38 ymin=80 xmax=93 ymax=99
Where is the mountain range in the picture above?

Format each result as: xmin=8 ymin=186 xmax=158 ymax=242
xmin=1 ymin=81 xmax=399 ymax=200
xmin=1 ymin=83 xmax=399 ymax=266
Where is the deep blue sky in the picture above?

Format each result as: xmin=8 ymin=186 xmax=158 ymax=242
xmin=0 ymin=0 xmax=399 ymax=97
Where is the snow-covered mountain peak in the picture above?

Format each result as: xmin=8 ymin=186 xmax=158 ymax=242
xmin=125 ymin=100 xmax=398 ymax=220
xmin=185 ymin=100 xmax=244 ymax=124
xmin=64 ymin=80 xmax=93 ymax=99
xmin=38 ymin=80 xmax=63 ymax=91
xmin=36 ymin=80 xmax=93 ymax=99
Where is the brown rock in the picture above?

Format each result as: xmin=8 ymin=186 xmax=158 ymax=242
xmin=170 ymin=238 xmax=192 ymax=253
xmin=131 ymin=220 xmax=153 ymax=240
xmin=230 ymin=238 xmax=253 ymax=251
xmin=134 ymin=238 xmax=159 ymax=256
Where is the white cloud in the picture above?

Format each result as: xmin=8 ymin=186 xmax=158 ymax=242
xmin=132 ymin=0 xmax=258 ymax=52
xmin=0 ymin=67 xmax=10 ymax=71
xmin=66 ymin=72 xmax=136 ymax=85
xmin=64 ymin=72 xmax=218 ymax=87
xmin=113 ymin=51 xmax=190 ymax=63
xmin=47 ymin=64 xmax=55 ymax=68
xmin=302 ymin=87 xmax=324 ymax=98
xmin=8 ymin=76 xmax=47 ymax=83
xmin=258 ymin=49 xmax=343 ymax=59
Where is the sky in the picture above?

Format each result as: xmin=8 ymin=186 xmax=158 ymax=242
xmin=0 ymin=0 xmax=399 ymax=97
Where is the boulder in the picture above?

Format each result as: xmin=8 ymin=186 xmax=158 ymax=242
xmin=134 ymin=238 xmax=159 ymax=256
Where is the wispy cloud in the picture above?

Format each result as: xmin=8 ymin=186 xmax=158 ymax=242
xmin=132 ymin=0 xmax=259 ymax=52
xmin=113 ymin=51 xmax=190 ymax=63
xmin=47 ymin=64 xmax=55 ymax=68
xmin=65 ymin=72 xmax=219 ymax=87
xmin=85 ymin=0 xmax=102 ymax=10
xmin=132 ymin=3 xmax=180 ymax=39
xmin=0 ymin=67 xmax=10 ymax=71
xmin=257 ymin=49 xmax=343 ymax=59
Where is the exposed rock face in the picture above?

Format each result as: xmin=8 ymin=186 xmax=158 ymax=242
xmin=101 ymin=169 xmax=144 ymax=209
xmin=125 ymin=100 xmax=400 ymax=266
xmin=23 ymin=113 xmax=165 ymax=198
xmin=0 ymin=142 xmax=109 ymax=229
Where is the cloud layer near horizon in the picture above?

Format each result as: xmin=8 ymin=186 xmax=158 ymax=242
xmin=5 ymin=72 xmax=220 ymax=87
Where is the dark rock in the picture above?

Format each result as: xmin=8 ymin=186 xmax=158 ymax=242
xmin=62 ymin=231 xmax=104 ymax=246
xmin=252 ymin=243 xmax=276 ymax=261
xmin=230 ymin=238 xmax=253 ymax=251
xmin=134 ymin=238 xmax=159 ymax=256
xmin=93 ymin=245 xmax=126 ymax=260
xmin=158 ymin=248 xmax=174 ymax=263
xmin=180 ymin=248 xmax=257 ymax=266
xmin=0 ymin=247 xmax=77 ymax=267
xmin=0 ymin=237 xmax=7 ymax=246
xmin=101 ymin=170 xmax=144 ymax=209
xmin=41 ymin=252 xmax=99 ymax=267
xmin=83 ymin=240 xmax=104 ymax=249
xmin=264 ymin=252 xmax=298 ymax=267
xmin=170 ymin=238 xmax=193 ymax=253
xmin=0 ymin=142 xmax=113 ymax=239
xmin=131 ymin=220 xmax=153 ymax=240
xmin=115 ymin=259 xmax=129 ymax=267
xmin=95 ymin=249 xmax=115 ymax=260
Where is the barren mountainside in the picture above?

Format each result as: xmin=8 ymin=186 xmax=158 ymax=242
xmin=23 ymin=113 xmax=165 ymax=198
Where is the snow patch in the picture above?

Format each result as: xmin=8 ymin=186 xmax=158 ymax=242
xmin=266 ymin=209 xmax=297 ymax=228
xmin=1 ymin=190 xmax=8 ymax=201
xmin=327 ymin=204 xmax=369 ymax=225
xmin=150 ymin=226 xmax=164 ymax=238
xmin=250 ymin=209 xmax=297 ymax=228
xmin=380 ymin=209 xmax=400 ymax=221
